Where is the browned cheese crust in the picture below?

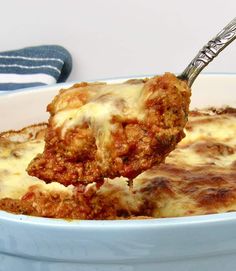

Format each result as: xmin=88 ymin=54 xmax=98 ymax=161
xmin=135 ymin=108 xmax=236 ymax=217
xmin=27 ymin=73 xmax=191 ymax=185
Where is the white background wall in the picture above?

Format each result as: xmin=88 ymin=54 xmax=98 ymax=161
xmin=0 ymin=0 xmax=235 ymax=81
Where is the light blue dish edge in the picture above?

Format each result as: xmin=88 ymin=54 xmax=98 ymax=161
xmin=0 ymin=72 xmax=236 ymax=96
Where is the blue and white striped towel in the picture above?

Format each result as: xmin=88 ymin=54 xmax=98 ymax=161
xmin=0 ymin=45 xmax=72 ymax=91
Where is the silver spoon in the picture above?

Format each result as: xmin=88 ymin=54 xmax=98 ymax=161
xmin=178 ymin=17 xmax=236 ymax=87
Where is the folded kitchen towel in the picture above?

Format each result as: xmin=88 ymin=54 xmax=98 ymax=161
xmin=0 ymin=45 xmax=72 ymax=91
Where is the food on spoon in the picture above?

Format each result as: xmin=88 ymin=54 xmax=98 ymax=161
xmin=27 ymin=73 xmax=191 ymax=185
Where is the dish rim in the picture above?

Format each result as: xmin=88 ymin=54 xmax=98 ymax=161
xmin=1 ymin=209 xmax=236 ymax=228
xmin=1 ymin=72 xmax=236 ymax=96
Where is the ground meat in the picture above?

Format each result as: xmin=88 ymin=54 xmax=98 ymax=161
xmin=27 ymin=73 xmax=191 ymax=185
xmin=0 ymin=190 xmax=118 ymax=220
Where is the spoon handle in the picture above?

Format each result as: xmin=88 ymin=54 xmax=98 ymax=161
xmin=179 ymin=18 xmax=236 ymax=86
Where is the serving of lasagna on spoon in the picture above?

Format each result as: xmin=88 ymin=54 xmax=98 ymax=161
xmin=27 ymin=73 xmax=190 ymax=185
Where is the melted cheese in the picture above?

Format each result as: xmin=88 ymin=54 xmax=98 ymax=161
xmin=132 ymin=112 xmax=236 ymax=218
xmin=183 ymin=115 xmax=236 ymax=143
xmin=169 ymin=114 xmax=236 ymax=168
xmin=53 ymin=83 xmax=145 ymax=162
xmin=0 ymin=139 xmax=73 ymax=199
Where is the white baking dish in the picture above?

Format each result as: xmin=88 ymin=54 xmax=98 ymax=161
xmin=0 ymin=73 xmax=236 ymax=271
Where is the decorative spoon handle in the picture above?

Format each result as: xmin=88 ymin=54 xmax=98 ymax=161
xmin=179 ymin=18 xmax=236 ymax=86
